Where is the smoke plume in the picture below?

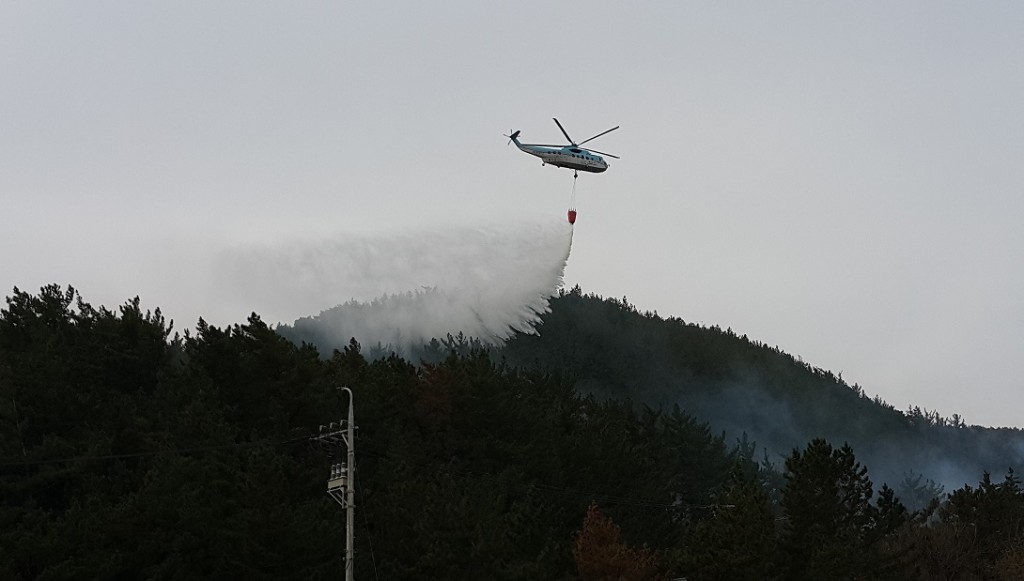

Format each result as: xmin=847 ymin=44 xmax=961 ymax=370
xmin=217 ymin=218 xmax=574 ymax=352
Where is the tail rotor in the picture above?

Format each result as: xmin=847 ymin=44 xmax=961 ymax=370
xmin=504 ymin=130 xmax=520 ymax=146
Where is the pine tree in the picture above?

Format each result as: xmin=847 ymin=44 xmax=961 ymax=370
xmin=780 ymin=439 xmax=878 ymax=580
xmin=686 ymin=470 xmax=780 ymax=580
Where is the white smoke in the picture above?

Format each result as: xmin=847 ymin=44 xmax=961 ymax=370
xmin=215 ymin=218 xmax=574 ymax=350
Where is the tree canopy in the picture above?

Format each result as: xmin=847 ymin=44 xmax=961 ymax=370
xmin=5 ymin=284 xmax=1024 ymax=579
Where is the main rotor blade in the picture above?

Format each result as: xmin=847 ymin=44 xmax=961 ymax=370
xmin=583 ymin=148 xmax=619 ymax=159
xmin=553 ymin=118 xmax=574 ymax=145
xmin=577 ymin=126 xmax=619 ymax=147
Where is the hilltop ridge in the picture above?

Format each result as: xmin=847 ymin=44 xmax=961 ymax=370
xmin=283 ymin=285 xmax=1024 ymax=490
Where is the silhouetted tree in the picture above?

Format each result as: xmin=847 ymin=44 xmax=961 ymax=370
xmin=781 ymin=439 xmax=880 ymax=579
xmin=683 ymin=469 xmax=780 ymax=580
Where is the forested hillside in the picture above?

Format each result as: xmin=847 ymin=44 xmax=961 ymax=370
xmin=497 ymin=287 xmax=1024 ymax=491
xmin=7 ymin=284 xmax=1024 ymax=579
xmin=285 ymin=286 xmax=1024 ymax=492
xmin=0 ymin=285 xmax=738 ymax=578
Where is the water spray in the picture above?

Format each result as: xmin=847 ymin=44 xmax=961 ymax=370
xmin=219 ymin=219 xmax=574 ymax=353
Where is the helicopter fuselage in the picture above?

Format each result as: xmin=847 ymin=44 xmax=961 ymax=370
xmin=513 ymin=142 xmax=608 ymax=173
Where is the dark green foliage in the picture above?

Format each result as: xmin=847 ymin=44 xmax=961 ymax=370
xmin=493 ymin=288 xmax=1024 ymax=496
xmin=284 ymin=287 xmax=1024 ymax=495
xmin=681 ymin=469 xmax=781 ymax=581
xmin=6 ymin=284 xmax=1024 ymax=579
xmin=883 ymin=470 xmax=1024 ymax=580
xmin=781 ymin=439 xmax=879 ymax=579
xmin=933 ymin=470 xmax=1024 ymax=579
xmin=0 ymin=285 xmax=740 ymax=579
xmin=329 ymin=344 xmax=738 ymax=578
xmin=0 ymin=285 xmax=342 ymax=579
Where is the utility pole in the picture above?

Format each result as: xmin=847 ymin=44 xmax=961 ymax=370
xmin=316 ymin=387 xmax=356 ymax=581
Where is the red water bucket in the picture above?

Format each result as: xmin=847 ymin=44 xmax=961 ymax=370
xmin=567 ymin=209 xmax=577 ymax=225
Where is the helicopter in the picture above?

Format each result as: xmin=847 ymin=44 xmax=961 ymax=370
xmin=505 ymin=118 xmax=619 ymax=177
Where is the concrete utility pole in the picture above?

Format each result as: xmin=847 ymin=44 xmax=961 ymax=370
xmin=319 ymin=387 xmax=356 ymax=581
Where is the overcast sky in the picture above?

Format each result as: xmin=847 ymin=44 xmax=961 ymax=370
xmin=3 ymin=2 xmax=1023 ymax=427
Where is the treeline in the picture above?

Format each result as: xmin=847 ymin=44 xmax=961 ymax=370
xmin=3 ymin=285 xmax=1024 ymax=579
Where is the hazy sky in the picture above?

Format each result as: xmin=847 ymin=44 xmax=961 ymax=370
xmin=3 ymin=2 xmax=1023 ymax=427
